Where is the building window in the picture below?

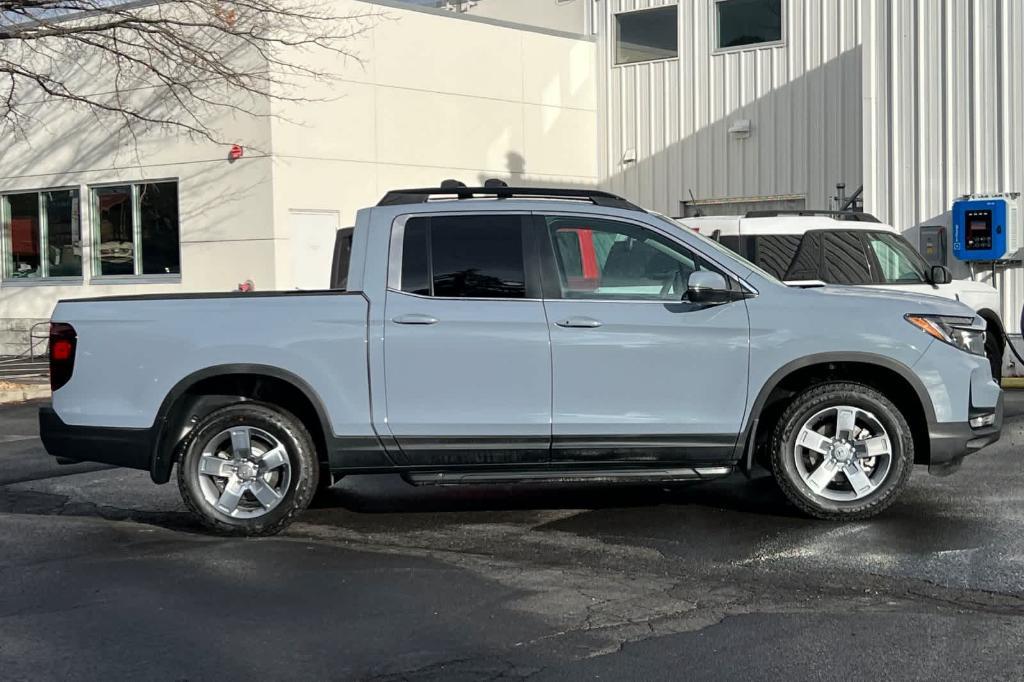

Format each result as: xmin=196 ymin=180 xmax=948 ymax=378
xmin=93 ymin=181 xmax=180 ymax=277
xmin=2 ymin=189 xmax=83 ymax=280
xmin=615 ymin=6 xmax=678 ymax=65
xmin=716 ymin=0 xmax=783 ymax=50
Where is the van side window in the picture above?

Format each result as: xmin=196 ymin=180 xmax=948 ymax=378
xmin=544 ymin=216 xmax=716 ymax=300
xmin=823 ymin=231 xmax=875 ymax=285
xmin=719 ymin=234 xmax=806 ymax=280
xmin=785 ymin=232 xmax=823 ymax=280
xmin=399 ymin=215 xmax=526 ymax=299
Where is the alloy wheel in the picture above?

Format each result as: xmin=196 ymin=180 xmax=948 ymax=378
xmin=792 ymin=405 xmax=893 ymax=502
xmin=195 ymin=426 xmax=292 ymax=519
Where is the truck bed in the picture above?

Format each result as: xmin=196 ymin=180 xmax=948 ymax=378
xmin=49 ymin=291 xmax=373 ymax=443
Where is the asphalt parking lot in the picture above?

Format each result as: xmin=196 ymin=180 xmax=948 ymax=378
xmin=3 ymin=397 xmax=1024 ymax=681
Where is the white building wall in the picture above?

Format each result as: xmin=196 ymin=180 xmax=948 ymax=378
xmin=600 ymin=0 xmax=864 ymax=217
xmin=0 ymin=0 xmax=598 ymax=353
xmin=862 ymin=0 xmax=1024 ymax=335
xmin=0 ymin=91 xmax=276 ymax=321
xmin=269 ymin=0 xmax=599 ymax=290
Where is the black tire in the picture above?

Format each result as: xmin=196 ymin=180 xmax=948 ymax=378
xmin=770 ymin=382 xmax=913 ymax=521
xmin=177 ymin=402 xmax=319 ymax=536
xmin=986 ymin=332 xmax=1004 ymax=383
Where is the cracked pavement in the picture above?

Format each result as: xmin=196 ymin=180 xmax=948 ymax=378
xmin=2 ymin=397 xmax=1024 ymax=681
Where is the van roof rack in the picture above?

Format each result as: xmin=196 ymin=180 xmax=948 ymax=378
xmin=744 ymin=210 xmax=881 ymax=223
xmin=377 ymin=186 xmax=644 ymax=212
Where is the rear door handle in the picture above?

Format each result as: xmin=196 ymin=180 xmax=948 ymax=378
xmin=555 ymin=317 xmax=603 ymax=329
xmin=392 ymin=314 xmax=439 ymax=325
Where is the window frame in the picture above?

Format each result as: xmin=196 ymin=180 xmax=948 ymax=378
xmin=89 ymin=178 xmax=182 ymax=282
xmin=535 ymin=212 xmax=744 ymax=303
xmin=386 ymin=212 xmax=542 ymax=301
xmin=0 ymin=186 xmax=84 ymax=285
xmin=860 ymin=231 xmax=932 ymax=286
xmin=613 ymin=5 xmax=680 ymax=66
xmin=712 ymin=0 xmax=786 ymax=55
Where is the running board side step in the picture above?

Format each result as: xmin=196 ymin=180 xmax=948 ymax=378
xmin=403 ymin=466 xmax=733 ymax=487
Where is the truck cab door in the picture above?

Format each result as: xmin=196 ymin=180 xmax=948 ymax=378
xmin=382 ymin=213 xmax=552 ymax=466
xmin=537 ymin=213 xmax=751 ymax=464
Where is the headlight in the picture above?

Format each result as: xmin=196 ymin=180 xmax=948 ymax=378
xmin=905 ymin=314 xmax=986 ymax=356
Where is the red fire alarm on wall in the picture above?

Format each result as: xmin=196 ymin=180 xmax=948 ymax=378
xmin=229 ymin=144 xmax=244 ymax=161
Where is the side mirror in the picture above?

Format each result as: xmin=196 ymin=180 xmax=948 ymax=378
xmin=930 ymin=265 xmax=953 ymax=285
xmin=687 ymin=271 xmax=731 ymax=304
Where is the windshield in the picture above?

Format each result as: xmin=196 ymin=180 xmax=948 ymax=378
xmin=648 ymin=211 xmax=784 ymax=284
xmin=861 ymin=231 xmax=931 ymax=284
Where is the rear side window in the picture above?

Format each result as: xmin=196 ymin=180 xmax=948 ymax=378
xmin=823 ymin=232 xmax=875 ymax=285
xmin=330 ymin=227 xmax=354 ymax=290
xmin=399 ymin=215 xmax=526 ymax=299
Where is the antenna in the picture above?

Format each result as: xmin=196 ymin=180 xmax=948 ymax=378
xmin=688 ymin=189 xmax=703 ymax=217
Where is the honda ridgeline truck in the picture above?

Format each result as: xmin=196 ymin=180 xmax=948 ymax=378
xmin=40 ymin=186 xmax=1003 ymax=536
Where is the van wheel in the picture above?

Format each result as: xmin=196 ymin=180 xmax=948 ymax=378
xmin=985 ymin=333 xmax=1003 ymax=383
xmin=177 ymin=402 xmax=319 ymax=536
xmin=770 ymin=382 xmax=913 ymax=520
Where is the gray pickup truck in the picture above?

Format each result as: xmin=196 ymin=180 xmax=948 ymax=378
xmin=40 ymin=186 xmax=1003 ymax=536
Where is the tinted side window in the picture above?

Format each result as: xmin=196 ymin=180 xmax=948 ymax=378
xmin=823 ymin=232 xmax=874 ymax=285
xmin=749 ymin=235 xmax=800 ymax=279
xmin=785 ymin=232 xmax=823 ymax=280
xmin=401 ymin=219 xmax=431 ymax=296
xmin=400 ymin=215 xmax=526 ymax=299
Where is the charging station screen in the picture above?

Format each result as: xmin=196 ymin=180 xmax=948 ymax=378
xmin=966 ymin=210 xmax=993 ymax=250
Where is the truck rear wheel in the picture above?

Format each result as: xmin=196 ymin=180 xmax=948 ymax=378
xmin=177 ymin=402 xmax=319 ymax=536
xmin=770 ymin=382 xmax=913 ymax=520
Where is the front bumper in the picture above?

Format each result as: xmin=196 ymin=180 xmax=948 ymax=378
xmin=39 ymin=406 xmax=152 ymax=471
xmin=927 ymin=392 xmax=1003 ymax=476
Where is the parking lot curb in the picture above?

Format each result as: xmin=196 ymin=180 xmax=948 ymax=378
xmin=0 ymin=383 xmax=50 ymax=405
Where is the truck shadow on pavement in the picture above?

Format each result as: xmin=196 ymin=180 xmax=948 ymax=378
xmin=0 ymin=465 xmax=986 ymax=558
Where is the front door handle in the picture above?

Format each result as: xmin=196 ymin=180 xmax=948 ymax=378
xmin=556 ymin=317 xmax=603 ymax=329
xmin=392 ymin=314 xmax=439 ymax=325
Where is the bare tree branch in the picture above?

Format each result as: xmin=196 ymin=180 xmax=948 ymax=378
xmin=0 ymin=0 xmax=381 ymax=147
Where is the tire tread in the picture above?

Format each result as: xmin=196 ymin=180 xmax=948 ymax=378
xmin=770 ymin=381 xmax=913 ymax=521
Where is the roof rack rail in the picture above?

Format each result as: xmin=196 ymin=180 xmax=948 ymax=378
xmin=744 ymin=209 xmax=881 ymax=223
xmin=377 ymin=186 xmax=644 ymax=212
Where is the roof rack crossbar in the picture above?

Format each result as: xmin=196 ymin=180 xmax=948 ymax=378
xmin=377 ymin=186 xmax=644 ymax=212
xmin=744 ymin=209 xmax=881 ymax=223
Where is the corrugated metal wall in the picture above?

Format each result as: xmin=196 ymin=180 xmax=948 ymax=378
xmin=863 ymin=0 xmax=1024 ymax=334
xmin=600 ymin=0 xmax=864 ymax=216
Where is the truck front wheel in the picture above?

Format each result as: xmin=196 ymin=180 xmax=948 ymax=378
xmin=985 ymin=332 xmax=1004 ymax=383
xmin=770 ymin=382 xmax=913 ymax=520
xmin=177 ymin=402 xmax=319 ymax=536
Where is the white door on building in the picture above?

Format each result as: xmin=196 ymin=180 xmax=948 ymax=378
xmin=289 ymin=210 xmax=340 ymax=290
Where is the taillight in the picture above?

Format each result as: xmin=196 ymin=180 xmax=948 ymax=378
xmin=49 ymin=323 xmax=77 ymax=391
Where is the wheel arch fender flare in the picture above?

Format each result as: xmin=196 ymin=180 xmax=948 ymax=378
xmin=149 ymin=364 xmax=335 ymax=484
xmin=739 ymin=352 xmax=937 ymax=472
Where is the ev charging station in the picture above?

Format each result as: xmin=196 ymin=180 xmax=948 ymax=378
xmin=952 ymin=194 xmax=1022 ymax=262
xmin=950 ymin=193 xmax=1023 ymax=376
